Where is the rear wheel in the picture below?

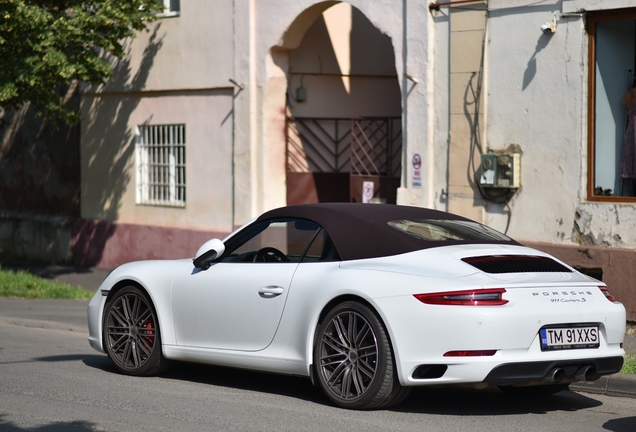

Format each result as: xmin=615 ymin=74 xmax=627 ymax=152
xmin=498 ymin=384 xmax=569 ymax=397
xmin=314 ymin=301 xmax=410 ymax=409
xmin=103 ymin=286 xmax=171 ymax=376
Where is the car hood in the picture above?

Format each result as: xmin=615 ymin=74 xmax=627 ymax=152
xmin=339 ymin=244 xmax=598 ymax=286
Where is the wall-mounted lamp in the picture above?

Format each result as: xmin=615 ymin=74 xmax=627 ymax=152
xmin=296 ymin=85 xmax=307 ymax=102
xmin=295 ymin=75 xmax=307 ymax=102
xmin=540 ymin=15 xmax=557 ymax=35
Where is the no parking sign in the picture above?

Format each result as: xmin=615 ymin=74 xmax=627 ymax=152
xmin=411 ymin=153 xmax=422 ymax=188
xmin=362 ymin=181 xmax=374 ymax=203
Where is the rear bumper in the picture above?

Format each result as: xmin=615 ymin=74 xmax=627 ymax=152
xmin=483 ymin=356 xmax=624 ymax=386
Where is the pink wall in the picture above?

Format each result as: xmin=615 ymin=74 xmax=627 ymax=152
xmin=72 ymin=219 xmax=229 ymax=269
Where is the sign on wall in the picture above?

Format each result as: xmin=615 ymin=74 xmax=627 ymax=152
xmin=411 ymin=153 xmax=422 ymax=188
xmin=362 ymin=181 xmax=375 ymax=203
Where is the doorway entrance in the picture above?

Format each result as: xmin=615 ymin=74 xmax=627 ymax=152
xmin=286 ymin=116 xmax=401 ymax=204
xmin=283 ymin=3 xmax=402 ymax=205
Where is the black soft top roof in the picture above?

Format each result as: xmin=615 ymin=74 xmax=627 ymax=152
xmin=257 ymin=203 xmax=519 ymax=261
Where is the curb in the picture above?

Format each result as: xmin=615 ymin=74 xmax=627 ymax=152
xmin=570 ymin=373 xmax=636 ymax=399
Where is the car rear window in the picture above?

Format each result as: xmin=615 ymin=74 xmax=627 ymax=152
xmin=387 ymin=219 xmax=512 ymax=242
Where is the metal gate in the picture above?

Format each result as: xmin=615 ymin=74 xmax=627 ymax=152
xmin=286 ymin=117 xmax=402 ymax=205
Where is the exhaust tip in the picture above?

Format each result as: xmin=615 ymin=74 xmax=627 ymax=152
xmin=544 ymin=368 xmax=565 ymax=383
xmin=575 ymin=365 xmax=598 ymax=381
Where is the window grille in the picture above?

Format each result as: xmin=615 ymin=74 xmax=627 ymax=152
xmin=136 ymin=124 xmax=186 ymax=207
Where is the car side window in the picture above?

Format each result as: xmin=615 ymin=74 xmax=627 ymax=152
xmin=220 ymin=218 xmax=321 ymax=263
xmin=301 ymin=229 xmax=341 ymax=263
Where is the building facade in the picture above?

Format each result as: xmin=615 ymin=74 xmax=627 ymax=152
xmin=76 ymin=0 xmax=636 ymax=319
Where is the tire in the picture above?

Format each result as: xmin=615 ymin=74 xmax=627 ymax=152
xmin=498 ymin=384 xmax=569 ymax=397
xmin=313 ymin=301 xmax=410 ymax=409
xmin=103 ymin=286 xmax=171 ymax=376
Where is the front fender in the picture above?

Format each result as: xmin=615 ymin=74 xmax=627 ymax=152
xmin=87 ymin=259 xmax=192 ymax=352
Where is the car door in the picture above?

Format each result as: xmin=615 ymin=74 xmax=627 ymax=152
xmin=171 ymin=218 xmax=321 ymax=351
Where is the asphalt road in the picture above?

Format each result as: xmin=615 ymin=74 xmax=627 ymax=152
xmin=0 ymin=299 xmax=635 ymax=431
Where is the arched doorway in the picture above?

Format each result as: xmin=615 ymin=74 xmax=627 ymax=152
xmin=282 ymin=3 xmax=402 ymax=205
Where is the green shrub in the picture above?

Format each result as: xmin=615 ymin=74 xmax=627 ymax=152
xmin=0 ymin=267 xmax=92 ymax=299
xmin=621 ymin=353 xmax=636 ymax=375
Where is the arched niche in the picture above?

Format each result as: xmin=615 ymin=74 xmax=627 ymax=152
xmin=261 ymin=2 xmax=402 ymax=209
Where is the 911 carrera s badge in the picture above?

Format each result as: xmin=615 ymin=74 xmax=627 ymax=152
xmin=531 ymin=290 xmax=594 ymax=303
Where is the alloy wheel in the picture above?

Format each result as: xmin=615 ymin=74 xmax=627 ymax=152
xmin=318 ymin=310 xmax=379 ymax=400
xmin=105 ymin=292 xmax=157 ymax=371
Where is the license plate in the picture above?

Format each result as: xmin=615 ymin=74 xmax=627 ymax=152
xmin=540 ymin=326 xmax=599 ymax=351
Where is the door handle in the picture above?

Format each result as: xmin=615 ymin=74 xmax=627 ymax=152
xmin=258 ymin=286 xmax=285 ymax=297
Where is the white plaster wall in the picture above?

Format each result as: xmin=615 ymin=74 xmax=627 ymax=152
xmin=81 ymin=1 xmax=239 ymax=231
xmin=80 ymin=91 xmax=234 ymax=232
xmin=485 ymin=0 xmax=636 ymax=248
xmin=286 ymin=75 xmax=401 ymax=117
xmin=101 ymin=0 xmax=235 ymax=92
xmin=425 ymin=7 xmax=451 ymax=213
xmin=563 ymin=0 xmax=636 ymax=13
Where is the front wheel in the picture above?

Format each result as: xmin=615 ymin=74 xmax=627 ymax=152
xmin=103 ymin=286 xmax=171 ymax=376
xmin=313 ymin=301 xmax=410 ymax=409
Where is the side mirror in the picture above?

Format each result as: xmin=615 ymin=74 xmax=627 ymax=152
xmin=193 ymin=238 xmax=226 ymax=270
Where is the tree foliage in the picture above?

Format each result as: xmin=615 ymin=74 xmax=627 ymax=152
xmin=0 ymin=0 xmax=164 ymax=123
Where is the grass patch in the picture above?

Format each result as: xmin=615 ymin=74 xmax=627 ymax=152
xmin=621 ymin=353 xmax=636 ymax=375
xmin=0 ymin=267 xmax=92 ymax=299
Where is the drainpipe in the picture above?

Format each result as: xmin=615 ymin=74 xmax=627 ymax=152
xmin=402 ymin=0 xmax=408 ymax=190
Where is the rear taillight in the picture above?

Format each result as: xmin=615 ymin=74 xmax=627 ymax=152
xmin=414 ymin=288 xmax=508 ymax=306
xmin=443 ymin=350 xmax=497 ymax=357
xmin=599 ymin=286 xmax=616 ymax=303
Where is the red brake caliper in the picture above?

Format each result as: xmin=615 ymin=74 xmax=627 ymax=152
xmin=144 ymin=321 xmax=154 ymax=346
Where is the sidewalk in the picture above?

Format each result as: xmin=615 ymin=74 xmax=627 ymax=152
xmin=2 ymin=262 xmax=635 ymax=398
xmin=569 ymin=322 xmax=636 ymax=399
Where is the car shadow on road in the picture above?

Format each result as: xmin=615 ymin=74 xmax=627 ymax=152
xmin=38 ymin=354 xmax=103 ymax=363
xmin=80 ymin=356 xmax=330 ymax=405
xmin=399 ymin=390 xmax=634 ymax=430
xmin=0 ymin=413 xmax=97 ymax=431
xmin=397 ymin=386 xmax=602 ymax=415
xmin=81 ymin=356 xmax=636 ymax=429
xmin=77 ymin=354 xmax=118 ymax=372
xmin=86 ymin=358 xmax=615 ymax=417
xmin=603 ymin=416 xmax=636 ymax=432
xmin=161 ymin=361 xmax=329 ymax=406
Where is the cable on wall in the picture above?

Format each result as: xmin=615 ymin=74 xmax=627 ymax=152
xmin=463 ymin=6 xmax=516 ymax=234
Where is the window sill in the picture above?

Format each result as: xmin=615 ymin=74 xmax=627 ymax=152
xmin=586 ymin=195 xmax=636 ymax=203
xmin=136 ymin=202 xmax=186 ymax=208
xmin=157 ymin=11 xmax=180 ymax=18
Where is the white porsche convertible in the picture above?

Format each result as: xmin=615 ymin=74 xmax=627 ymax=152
xmin=87 ymin=203 xmax=626 ymax=409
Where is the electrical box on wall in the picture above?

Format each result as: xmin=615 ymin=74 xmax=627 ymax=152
xmin=480 ymin=153 xmax=520 ymax=188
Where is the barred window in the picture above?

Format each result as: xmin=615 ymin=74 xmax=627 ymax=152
xmin=136 ymin=124 xmax=186 ymax=207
